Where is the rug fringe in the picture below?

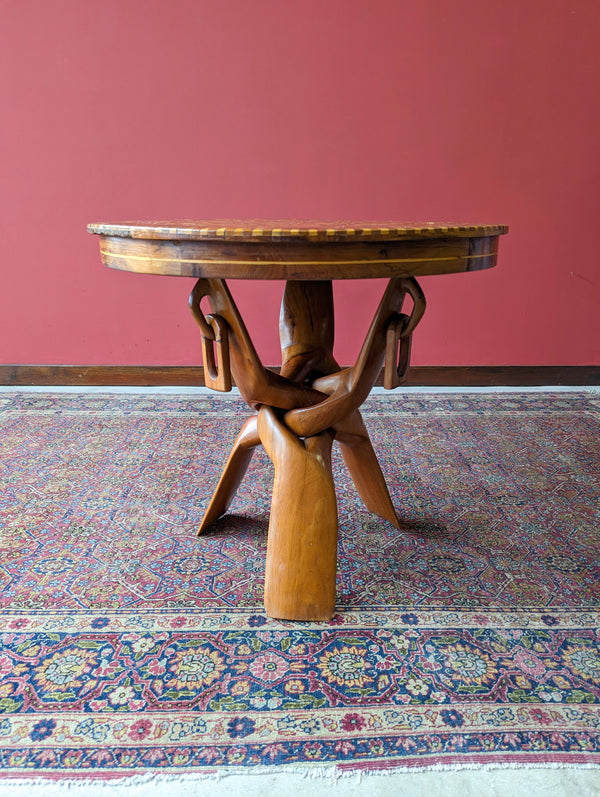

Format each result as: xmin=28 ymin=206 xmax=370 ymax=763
xmin=2 ymin=760 xmax=600 ymax=788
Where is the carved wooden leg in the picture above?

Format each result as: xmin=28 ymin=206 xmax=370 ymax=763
xmin=334 ymin=411 xmax=400 ymax=528
xmin=197 ymin=415 xmax=260 ymax=534
xmin=258 ymin=405 xmax=337 ymax=621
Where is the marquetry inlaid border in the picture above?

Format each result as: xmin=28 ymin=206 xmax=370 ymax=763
xmin=88 ymin=221 xmax=509 ymax=242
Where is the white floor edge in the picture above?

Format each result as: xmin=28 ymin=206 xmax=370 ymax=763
xmin=0 ymin=765 xmax=599 ymax=797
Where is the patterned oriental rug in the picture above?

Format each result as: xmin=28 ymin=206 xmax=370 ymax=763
xmin=0 ymin=390 xmax=599 ymax=781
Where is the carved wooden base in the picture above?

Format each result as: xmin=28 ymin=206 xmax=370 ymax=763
xmin=190 ymin=277 xmax=425 ymax=620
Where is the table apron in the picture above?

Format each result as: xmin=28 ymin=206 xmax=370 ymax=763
xmin=98 ymin=236 xmax=499 ymax=279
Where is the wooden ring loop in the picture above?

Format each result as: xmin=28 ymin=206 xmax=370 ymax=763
xmin=189 ymin=279 xmax=216 ymax=340
xmin=201 ymin=314 xmax=232 ymax=392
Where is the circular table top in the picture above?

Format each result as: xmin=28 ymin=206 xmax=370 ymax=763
xmin=88 ymin=220 xmax=508 ymax=280
xmin=88 ymin=219 xmax=508 ymax=242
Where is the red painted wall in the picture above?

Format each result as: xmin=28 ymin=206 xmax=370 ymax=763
xmin=1 ymin=0 xmax=598 ymax=368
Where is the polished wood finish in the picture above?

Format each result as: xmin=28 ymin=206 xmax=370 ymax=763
xmin=92 ymin=236 xmax=500 ymax=280
xmin=258 ymin=406 xmax=338 ymax=621
xmin=188 ymin=276 xmax=425 ymax=619
xmin=88 ymin=220 xmax=508 ymax=620
xmin=88 ymin=220 xmax=506 ymax=280
xmin=279 ymin=281 xmax=338 ymax=385
xmin=334 ymin=410 xmax=400 ymax=528
xmin=282 ymin=278 xmax=425 ymax=438
xmin=198 ymin=415 xmax=260 ymax=533
xmin=189 ymin=278 xmax=325 ymax=411
xmin=88 ymin=220 xmax=509 ymax=241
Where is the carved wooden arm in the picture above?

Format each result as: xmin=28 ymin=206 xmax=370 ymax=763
xmin=189 ymin=278 xmax=327 ymax=411
xmin=283 ymin=278 xmax=425 ymax=437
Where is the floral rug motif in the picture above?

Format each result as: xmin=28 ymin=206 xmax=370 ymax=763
xmin=0 ymin=390 xmax=599 ymax=777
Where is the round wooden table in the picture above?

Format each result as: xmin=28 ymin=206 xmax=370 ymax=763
xmin=88 ymin=220 xmax=508 ymax=621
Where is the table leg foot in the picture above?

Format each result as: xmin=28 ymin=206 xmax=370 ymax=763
xmin=258 ymin=405 xmax=337 ymax=621
xmin=335 ymin=411 xmax=400 ymax=528
xmin=197 ymin=415 xmax=260 ymax=535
